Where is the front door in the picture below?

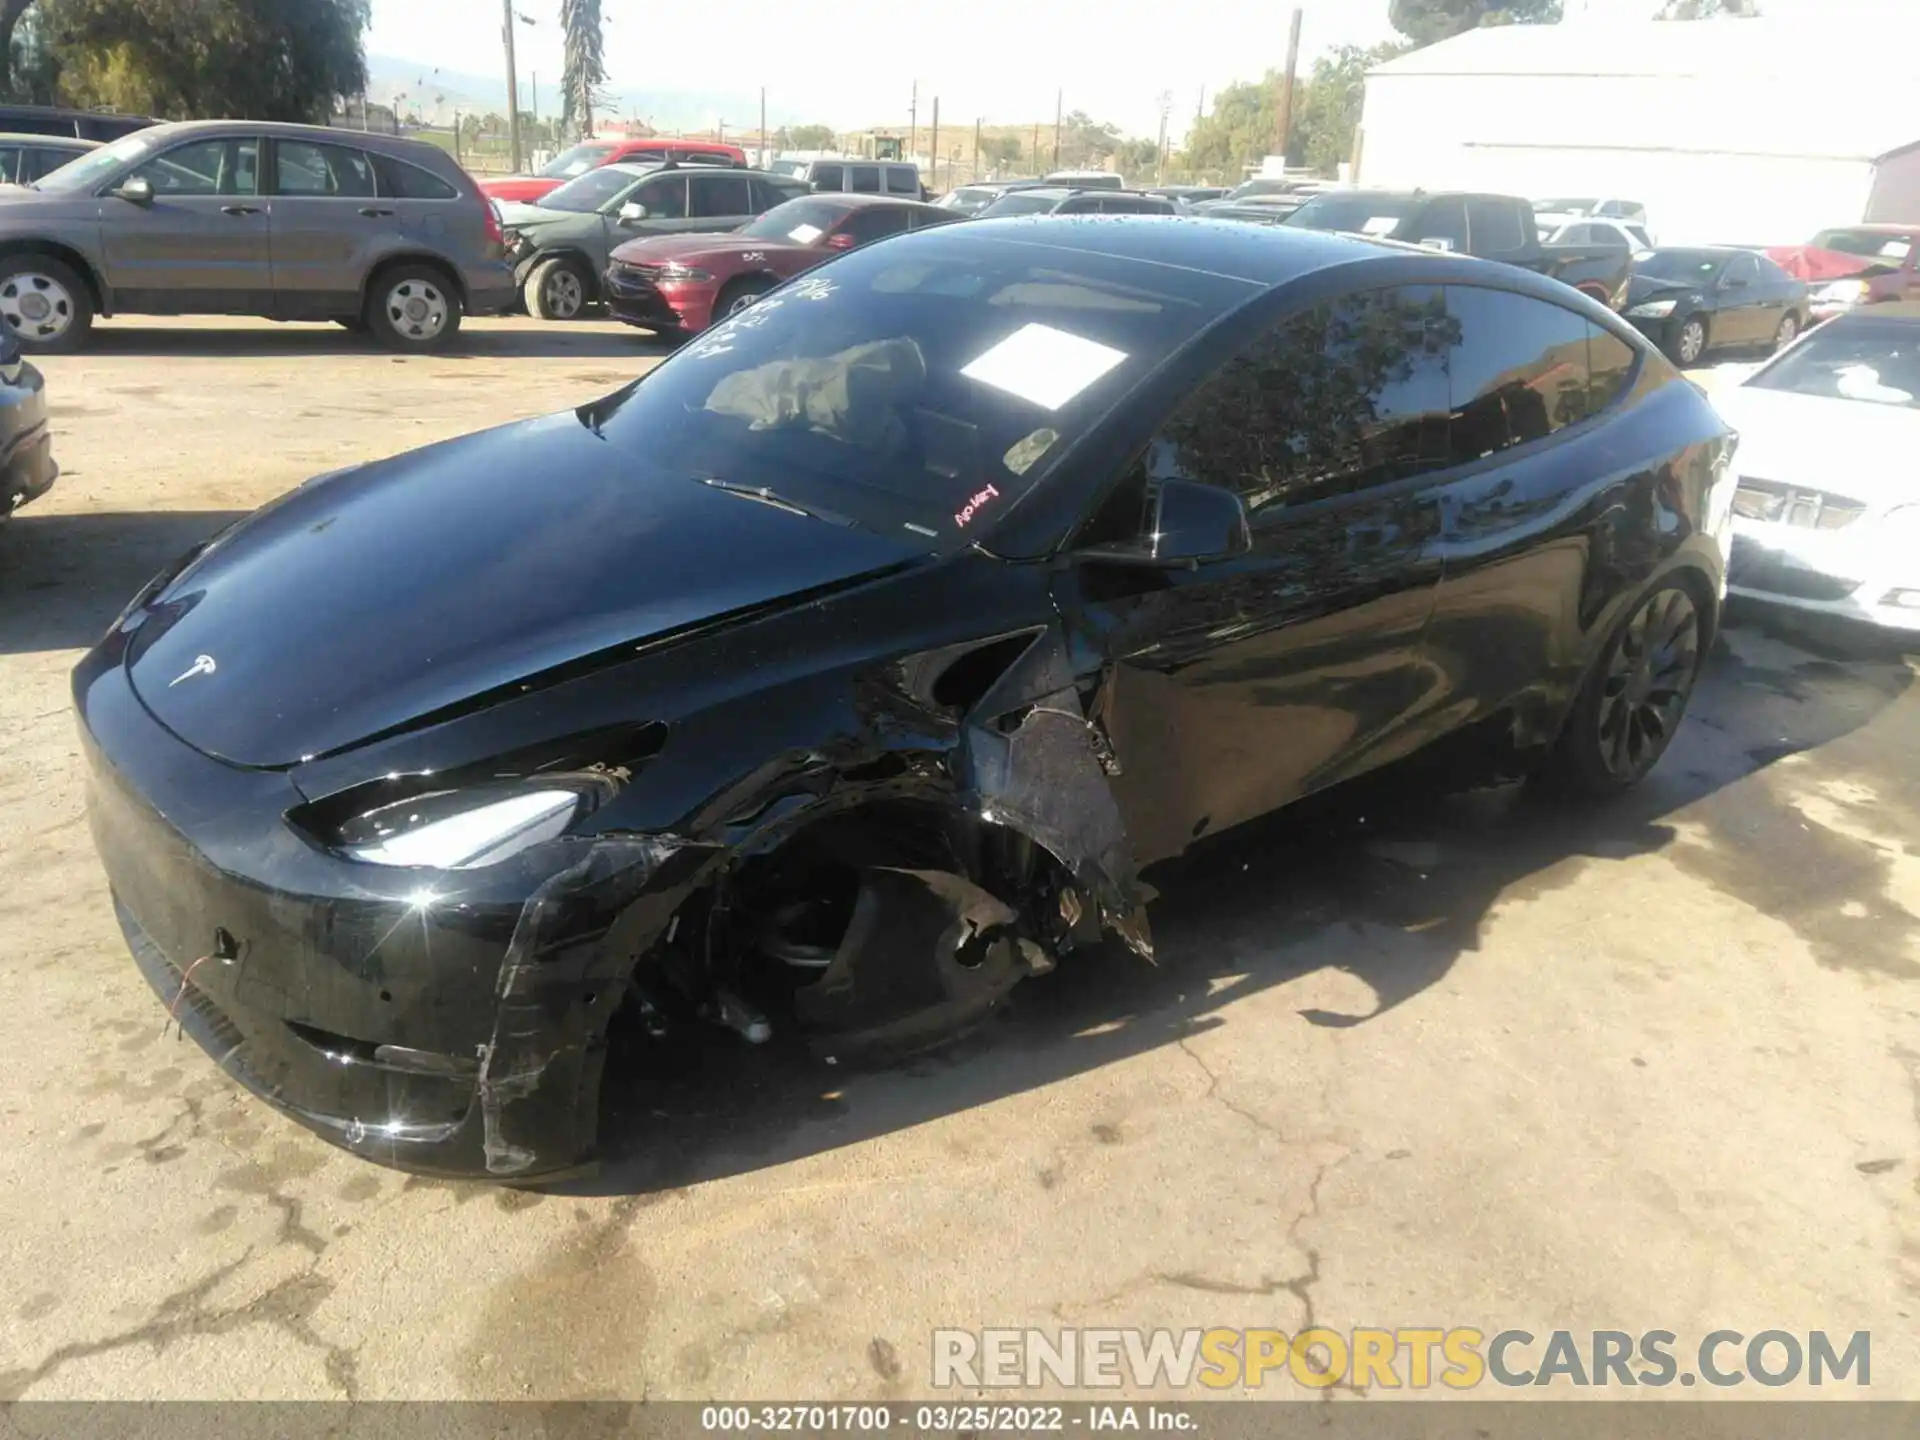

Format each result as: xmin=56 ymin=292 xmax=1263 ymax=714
xmin=1714 ymin=251 xmax=1768 ymax=346
xmin=99 ymin=136 xmax=271 ymax=313
xmin=1055 ymin=285 xmax=1453 ymax=865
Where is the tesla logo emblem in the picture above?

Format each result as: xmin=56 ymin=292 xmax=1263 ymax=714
xmin=168 ymin=654 xmax=217 ymax=687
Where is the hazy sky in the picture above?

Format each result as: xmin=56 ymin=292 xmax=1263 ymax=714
xmin=364 ymin=0 xmax=1908 ymax=138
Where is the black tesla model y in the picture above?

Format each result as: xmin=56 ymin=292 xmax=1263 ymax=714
xmin=78 ymin=217 xmax=1736 ymax=1180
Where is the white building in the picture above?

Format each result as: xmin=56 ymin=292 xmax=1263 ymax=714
xmin=1358 ymin=18 xmax=1920 ymax=247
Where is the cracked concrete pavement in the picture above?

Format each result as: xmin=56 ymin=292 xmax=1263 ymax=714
xmin=0 ymin=321 xmax=1916 ymax=1400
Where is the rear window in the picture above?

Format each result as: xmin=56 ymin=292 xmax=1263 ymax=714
xmin=886 ymin=165 xmax=919 ymax=195
xmin=979 ymin=192 xmax=1059 ymax=217
xmin=1811 ymin=229 xmax=1915 ymax=264
xmin=374 ymin=154 xmax=458 ymax=200
xmin=1285 ymin=194 xmax=1419 ymax=236
xmin=589 ymin=230 xmax=1255 ymax=545
xmin=540 ymin=142 xmax=615 ymax=179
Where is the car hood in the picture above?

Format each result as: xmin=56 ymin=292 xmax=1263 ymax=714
xmin=1714 ymin=385 xmax=1920 ymax=504
xmin=497 ymin=199 xmax=583 ymax=229
xmin=1765 ymin=245 xmax=1893 ymax=282
xmin=1625 ymin=274 xmax=1704 ymax=305
xmin=611 ymin=233 xmax=805 ymax=265
xmin=123 ymin=410 xmax=929 ymax=768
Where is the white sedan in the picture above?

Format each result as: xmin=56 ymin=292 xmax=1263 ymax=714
xmin=1710 ymin=303 xmax=1920 ymax=631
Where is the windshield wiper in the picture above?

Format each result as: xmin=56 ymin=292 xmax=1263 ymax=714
xmin=695 ymin=475 xmax=857 ymax=527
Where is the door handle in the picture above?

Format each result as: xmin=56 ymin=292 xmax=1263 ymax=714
xmin=358 ymin=206 xmax=395 ymax=218
xmin=221 ymin=204 xmax=261 ymax=216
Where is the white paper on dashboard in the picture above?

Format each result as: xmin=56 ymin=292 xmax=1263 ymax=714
xmin=788 ymin=223 xmax=824 ymax=243
xmin=1360 ymin=216 xmax=1400 ymax=236
xmin=959 ymin=323 xmax=1128 ymax=410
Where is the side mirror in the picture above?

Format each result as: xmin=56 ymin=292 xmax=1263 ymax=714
xmin=1079 ymin=478 xmax=1252 ymax=569
xmin=113 ymin=175 xmax=153 ymax=205
xmin=617 ymin=201 xmax=647 ymax=224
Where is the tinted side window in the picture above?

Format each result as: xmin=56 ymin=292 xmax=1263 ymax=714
xmin=135 ymin=138 xmax=257 ymax=196
xmin=637 ymin=174 xmax=688 ymax=218
xmin=1056 ymin=196 xmax=1101 ymax=214
xmin=1757 ymin=255 xmax=1792 ymax=283
xmin=625 ymin=149 xmax=668 ymax=164
xmin=839 ymin=206 xmax=910 ymax=245
xmin=1414 ymin=198 xmax=1467 ymax=252
xmin=1466 ymin=199 xmax=1528 ymax=256
xmin=811 ymin=163 xmax=844 ymax=190
xmin=849 ymin=165 xmax=882 ymax=194
xmin=1588 ymin=325 xmax=1638 ymax=412
xmin=885 ymin=165 xmax=919 ymax=195
xmin=25 ymin=147 xmax=80 ymax=182
xmin=1723 ymin=252 xmax=1759 ymax=285
xmin=374 ymin=154 xmax=457 ymax=199
xmin=0 ymin=147 xmax=20 ymax=184
xmin=691 ymin=172 xmax=752 ymax=217
xmin=275 ymin=140 xmax=376 ymax=197
xmin=1148 ymin=286 xmax=1454 ymax=514
xmin=1446 ymin=286 xmax=1594 ymax=460
xmin=749 ymin=176 xmax=801 ymax=210
xmin=0 ymin=113 xmax=74 ymax=138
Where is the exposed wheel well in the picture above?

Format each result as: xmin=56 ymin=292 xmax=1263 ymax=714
xmin=0 ymin=241 xmax=107 ymax=315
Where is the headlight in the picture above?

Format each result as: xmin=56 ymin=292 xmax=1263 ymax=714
xmin=655 ymin=262 xmax=713 ymax=283
xmin=336 ymin=788 xmax=584 ymax=869
xmin=1812 ymin=279 xmax=1869 ymax=304
xmin=1627 ymin=299 xmax=1678 ymax=318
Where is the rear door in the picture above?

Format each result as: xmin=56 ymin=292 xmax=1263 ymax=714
xmin=688 ymin=170 xmax=755 ymax=232
xmin=99 ymin=134 xmax=271 ymax=312
xmin=1715 ymin=251 xmax=1768 ymax=344
xmin=369 ymin=150 xmax=471 ymax=265
xmin=266 ymin=137 xmax=388 ymax=318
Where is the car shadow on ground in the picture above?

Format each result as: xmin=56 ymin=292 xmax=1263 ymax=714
xmin=566 ymin=617 xmax=1915 ymax=1197
xmin=79 ymin=323 xmax=675 ymax=361
xmin=0 ymin=509 xmax=247 ymax=656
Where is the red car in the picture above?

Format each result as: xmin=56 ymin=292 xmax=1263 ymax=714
xmin=1767 ymin=225 xmax=1920 ymax=323
xmin=480 ymin=137 xmax=748 ymax=205
xmin=603 ymin=192 xmax=960 ymax=334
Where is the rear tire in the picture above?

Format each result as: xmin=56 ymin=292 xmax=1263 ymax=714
xmin=714 ymin=276 xmax=773 ymax=321
xmin=0 ymin=255 xmax=93 ymax=353
xmin=1772 ymin=311 xmax=1800 ymax=353
xmin=365 ymin=263 xmax=463 ymax=351
xmin=1537 ymin=580 xmax=1706 ymax=798
xmin=525 ymin=254 xmax=593 ymax=321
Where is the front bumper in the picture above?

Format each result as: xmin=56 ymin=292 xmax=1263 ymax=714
xmin=1624 ymin=314 xmax=1678 ymax=350
xmin=1725 ymin=519 xmax=1920 ymax=632
xmin=0 ymin=357 xmax=55 ymax=519
xmin=603 ymin=264 xmax=714 ymax=334
xmin=74 ymin=637 xmax=683 ymax=1180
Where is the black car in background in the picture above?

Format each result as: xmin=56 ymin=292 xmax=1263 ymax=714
xmin=0 ymin=324 xmax=54 ymax=522
xmin=0 ymin=133 xmax=98 ymax=186
xmin=1285 ymin=190 xmax=1633 ymax=310
xmin=937 ymin=180 xmax=1046 ymax=215
xmin=1623 ymin=248 xmax=1809 ymax=366
xmin=974 ymin=186 xmax=1180 ymax=217
xmin=0 ymin=103 xmax=154 ymax=142
xmin=79 ymin=218 xmax=1733 ymax=1180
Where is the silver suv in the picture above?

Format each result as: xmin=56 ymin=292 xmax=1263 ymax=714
xmin=0 ymin=119 xmax=515 ymax=352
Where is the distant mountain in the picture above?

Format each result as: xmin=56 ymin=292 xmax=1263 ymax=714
xmin=363 ymin=54 xmax=808 ymax=135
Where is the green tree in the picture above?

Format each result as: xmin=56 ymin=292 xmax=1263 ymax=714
xmin=1053 ymin=108 xmax=1121 ymax=169
xmin=1112 ymin=136 xmax=1159 ymax=179
xmin=1388 ymin=0 xmax=1562 ymax=46
xmin=559 ymin=0 xmax=604 ymax=134
xmin=1292 ymin=40 xmax=1412 ymax=173
xmin=1181 ymin=76 xmax=1276 ymax=176
xmin=787 ymin=122 xmax=835 ymax=149
xmin=45 ymin=0 xmax=369 ymax=120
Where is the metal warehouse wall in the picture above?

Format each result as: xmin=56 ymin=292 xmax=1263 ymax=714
xmin=1356 ymin=38 xmax=1911 ymax=248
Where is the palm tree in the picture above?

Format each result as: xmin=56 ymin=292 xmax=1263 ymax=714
xmin=559 ymin=0 xmax=606 ymax=139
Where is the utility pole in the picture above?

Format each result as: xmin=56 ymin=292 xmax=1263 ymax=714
xmin=929 ymin=97 xmax=939 ymax=191
xmin=1053 ymin=89 xmax=1062 ymax=169
xmin=1274 ymin=7 xmax=1304 ymax=162
xmin=973 ymin=117 xmax=982 ymax=181
xmin=501 ymin=0 xmax=522 ymax=173
xmin=1154 ymin=91 xmax=1171 ymax=185
xmin=760 ymin=87 xmax=767 ymax=166
xmin=1197 ymin=85 xmax=1205 ymax=123
xmin=531 ymin=71 xmax=537 ymax=126
xmin=1031 ymin=121 xmax=1039 ymax=170
xmin=908 ymin=81 xmax=917 ymax=166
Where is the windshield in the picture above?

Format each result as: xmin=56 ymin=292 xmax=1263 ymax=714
xmin=942 ymin=187 xmax=997 ymax=211
xmin=1811 ymin=229 xmax=1915 ymax=263
xmin=1227 ymin=177 xmax=1289 ymax=199
xmin=33 ymin=129 xmax=157 ymax=192
xmin=768 ymin=159 xmax=806 ymax=176
xmin=540 ymin=143 xmax=614 ymax=179
xmin=1748 ymin=321 xmax=1920 ymax=408
xmin=539 ymin=166 xmax=644 ymax=213
xmin=1283 ymin=194 xmax=1416 ymax=233
xmin=738 ymin=197 xmax=849 ymax=242
xmin=1534 ymin=197 xmax=1597 ymax=214
xmin=585 ymin=230 xmax=1253 ymax=544
xmin=1634 ymin=250 xmax=1726 ymax=283
xmin=979 ymin=192 xmax=1059 ymax=217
